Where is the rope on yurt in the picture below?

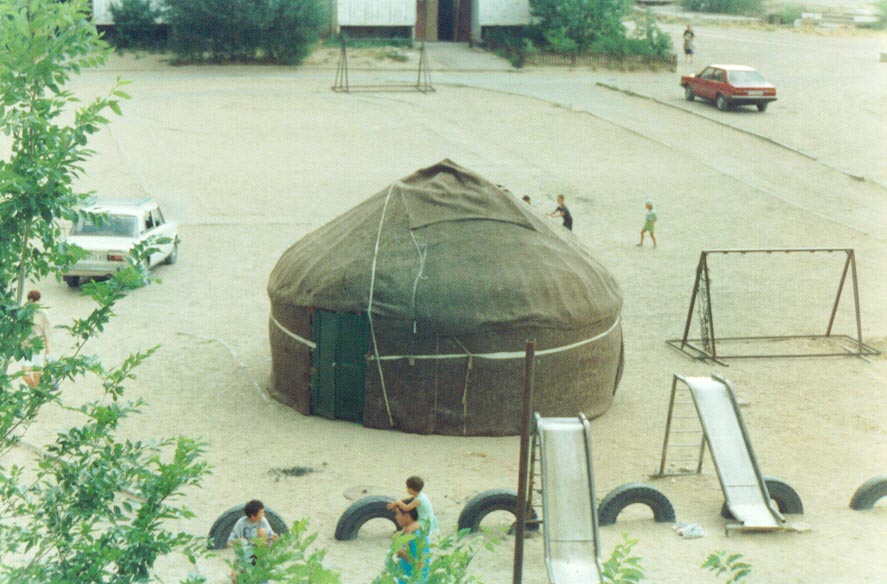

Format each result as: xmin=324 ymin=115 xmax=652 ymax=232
xmin=270 ymin=315 xmax=317 ymax=349
xmin=454 ymin=337 xmax=474 ymax=435
xmin=401 ymin=189 xmax=428 ymax=335
xmin=367 ymin=184 xmax=397 ymax=427
xmin=367 ymin=315 xmax=622 ymax=362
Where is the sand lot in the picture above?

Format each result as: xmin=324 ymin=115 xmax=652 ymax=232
xmin=8 ymin=25 xmax=887 ymax=584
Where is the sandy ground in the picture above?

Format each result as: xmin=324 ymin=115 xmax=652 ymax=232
xmin=5 ymin=24 xmax=887 ymax=584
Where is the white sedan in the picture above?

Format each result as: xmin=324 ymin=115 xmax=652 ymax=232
xmin=62 ymin=198 xmax=179 ymax=287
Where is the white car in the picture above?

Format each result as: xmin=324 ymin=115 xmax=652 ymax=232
xmin=62 ymin=198 xmax=179 ymax=287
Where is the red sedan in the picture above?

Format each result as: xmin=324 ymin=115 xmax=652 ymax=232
xmin=680 ymin=64 xmax=777 ymax=112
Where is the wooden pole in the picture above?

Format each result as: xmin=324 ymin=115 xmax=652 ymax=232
xmin=512 ymin=339 xmax=535 ymax=584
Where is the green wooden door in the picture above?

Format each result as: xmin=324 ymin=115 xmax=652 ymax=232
xmin=310 ymin=310 xmax=369 ymax=423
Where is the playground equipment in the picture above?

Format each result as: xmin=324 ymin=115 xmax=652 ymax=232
xmin=508 ymin=341 xmax=672 ymax=584
xmin=207 ymin=504 xmax=289 ymax=549
xmin=849 ymin=476 xmax=887 ymax=510
xmin=332 ymin=37 xmax=434 ymax=94
xmin=655 ymin=374 xmax=803 ymax=533
xmin=667 ymin=248 xmax=879 ymax=364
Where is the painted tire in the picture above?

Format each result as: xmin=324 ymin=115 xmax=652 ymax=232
xmin=334 ymin=496 xmax=397 ymax=541
xmin=598 ymin=482 xmax=676 ymax=526
xmin=207 ymin=504 xmax=288 ymax=550
xmin=721 ymin=476 xmax=804 ymax=519
xmin=457 ymin=489 xmax=540 ymax=533
xmin=849 ymin=475 xmax=887 ymax=510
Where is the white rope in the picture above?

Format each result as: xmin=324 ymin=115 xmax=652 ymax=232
xmin=272 ymin=310 xmax=621 ymax=365
xmin=270 ymin=315 xmax=316 ymax=349
xmin=369 ymin=315 xmax=621 ymax=362
xmin=368 ymin=185 xmax=396 ymax=427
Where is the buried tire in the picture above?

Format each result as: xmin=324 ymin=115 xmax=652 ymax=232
xmin=721 ymin=476 xmax=804 ymax=519
xmin=207 ymin=504 xmax=289 ymax=550
xmin=334 ymin=496 xmax=397 ymax=541
xmin=849 ymin=475 xmax=887 ymax=510
xmin=457 ymin=489 xmax=540 ymax=534
xmin=598 ymin=483 xmax=675 ymax=526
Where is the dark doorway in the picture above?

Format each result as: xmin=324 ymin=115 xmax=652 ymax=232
xmin=438 ymin=0 xmax=455 ymax=40
xmin=310 ymin=310 xmax=369 ymax=423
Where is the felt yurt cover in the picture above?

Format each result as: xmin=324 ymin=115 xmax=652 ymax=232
xmin=268 ymin=160 xmax=623 ymax=436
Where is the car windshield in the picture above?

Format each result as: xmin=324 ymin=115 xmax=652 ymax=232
xmin=729 ymin=70 xmax=767 ymax=85
xmin=71 ymin=214 xmax=139 ymax=238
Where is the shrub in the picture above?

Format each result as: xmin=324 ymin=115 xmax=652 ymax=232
xmin=876 ymin=0 xmax=887 ymax=29
xmin=162 ymin=0 xmax=326 ymax=64
xmin=602 ymin=533 xmax=644 ymax=583
xmin=110 ymin=0 xmax=163 ymax=50
xmin=702 ymin=551 xmax=752 ymax=583
xmin=531 ymin=0 xmax=631 ymax=51
xmin=679 ymin=0 xmax=764 ymax=16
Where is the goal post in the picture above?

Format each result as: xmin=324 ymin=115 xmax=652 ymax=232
xmin=667 ymin=248 xmax=880 ymax=362
xmin=332 ymin=37 xmax=434 ymax=94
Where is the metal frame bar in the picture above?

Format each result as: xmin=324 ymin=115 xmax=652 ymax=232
xmin=672 ymin=248 xmax=879 ymax=362
xmin=579 ymin=412 xmax=603 ymax=572
xmin=332 ymin=39 xmax=435 ymax=93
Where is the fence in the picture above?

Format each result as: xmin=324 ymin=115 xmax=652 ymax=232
xmin=524 ymin=51 xmax=677 ymax=72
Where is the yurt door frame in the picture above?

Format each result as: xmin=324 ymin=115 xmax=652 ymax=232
xmin=310 ymin=310 xmax=369 ymax=423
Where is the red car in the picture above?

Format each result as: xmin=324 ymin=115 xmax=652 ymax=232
xmin=680 ymin=64 xmax=777 ymax=112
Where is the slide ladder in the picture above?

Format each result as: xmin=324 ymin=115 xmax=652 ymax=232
xmin=535 ymin=413 xmax=603 ymax=583
xmin=656 ymin=374 xmax=785 ymax=531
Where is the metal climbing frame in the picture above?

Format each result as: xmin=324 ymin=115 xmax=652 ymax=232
xmin=332 ymin=38 xmax=435 ymax=93
xmin=666 ymin=248 xmax=880 ymax=363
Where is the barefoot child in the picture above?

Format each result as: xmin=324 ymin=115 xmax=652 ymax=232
xmin=638 ymin=199 xmax=657 ymax=247
xmin=388 ymin=476 xmax=439 ymax=535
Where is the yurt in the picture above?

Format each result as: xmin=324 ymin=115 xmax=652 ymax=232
xmin=267 ymin=160 xmax=624 ymax=436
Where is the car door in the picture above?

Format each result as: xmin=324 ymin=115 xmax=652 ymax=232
xmin=145 ymin=208 xmax=172 ymax=265
xmin=710 ymin=68 xmax=728 ymax=100
xmin=693 ymin=67 xmax=715 ymax=100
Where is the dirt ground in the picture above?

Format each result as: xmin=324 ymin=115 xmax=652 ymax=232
xmin=8 ymin=23 xmax=887 ymax=584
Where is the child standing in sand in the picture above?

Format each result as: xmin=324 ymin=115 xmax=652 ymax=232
xmin=388 ymin=476 xmax=439 ymax=535
xmin=638 ymin=199 xmax=657 ymax=247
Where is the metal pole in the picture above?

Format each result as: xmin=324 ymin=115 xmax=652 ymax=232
xmin=512 ymin=339 xmax=535 ymax=584
xmin=849 ymin=250 xmax=863 ymax=353
xmin=825 ymin=252 xmax=851 ymax=336
xmin=656 ymin=376 xmax=680 ymax=476
xmin=703 ymin=253 xmax=718 ymax=359
xmin=680 ymin=253 xmax=704 ymax=349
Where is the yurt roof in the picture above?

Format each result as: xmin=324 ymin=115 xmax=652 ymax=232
xmin=268 ymin=160 xmax=622 ymax=335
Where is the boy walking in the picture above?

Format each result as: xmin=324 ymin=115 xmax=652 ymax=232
xmin=548 ymin=195 xmax=573 ymax=231
xmin=638 ymin=199 xmax=657 ymax=247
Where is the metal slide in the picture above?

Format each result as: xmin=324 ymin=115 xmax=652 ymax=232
xmin=678 ymin=374 xmax=785 ymax=530
xmin=535 ymin=413 xmax=603 ymax=583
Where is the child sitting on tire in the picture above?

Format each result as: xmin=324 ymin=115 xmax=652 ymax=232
xmin=387 ymin=476 xmax=440 ymax=535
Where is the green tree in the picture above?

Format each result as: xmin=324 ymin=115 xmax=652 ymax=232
xmin=0 ymin=1 xmax=208 ymax=581
xmin=162 ymin=0 xmax=327 ymax=64
xmin=530 ymin=0 xmax=632 ymax=51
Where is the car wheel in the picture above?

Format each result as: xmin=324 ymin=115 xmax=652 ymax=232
xmin=164 ymin=240 xmax=179 ymax=265
xmin=63 ymin=276 xmax=80 ymax=288
xmin=716 ymin=94 xmax=729 ymax=112
xmin=684 ymin=85 xmax=695 ymax=101
xmin=756 ymin=102 xmax=768 ymax=112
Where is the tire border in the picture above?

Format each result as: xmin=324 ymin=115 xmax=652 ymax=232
xmin=207 ymin=504 xmax=289 ymax=550
xmin=849 ymin=475 xmax=887 ymax=511
xmin=334 ymin=495 xmax=397 ymax=541
xmin=721 ymin=476 xmax=804 ymax=519
xmin=457 ymin=489 xmax=539 ymax=534
xmin=597 ymin=482 xmax=676 ymax=527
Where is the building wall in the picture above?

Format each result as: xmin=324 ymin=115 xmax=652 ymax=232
xmin=91 ymin=0 xmax=164 ymax=26
xmin=478 ymin=0 xmax=531 ymax=25
xmin=337 ymin=0 xmax=416 ymax=25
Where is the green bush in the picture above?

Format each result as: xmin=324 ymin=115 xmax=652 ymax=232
xmin=679 ymin=0 xmax=764 ymax=16
xmin=530 ymin=0 xmax=631 ymax=51
xmin=110 ymin=0 xmax=163 ymax=50
xmin=876 ymin=0 xmax=887 ymax=28
xmin=162 ymin=0 xmax=326 ymax=64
